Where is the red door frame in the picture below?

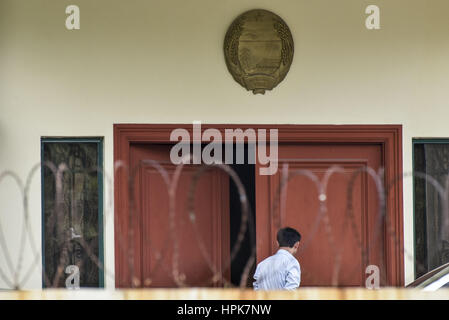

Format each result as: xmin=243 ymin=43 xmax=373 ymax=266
xmin=114 ymin=124 xmax=404 ymax=287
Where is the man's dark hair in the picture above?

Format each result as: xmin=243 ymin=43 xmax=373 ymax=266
xmin=277 ymin=227 xmax=301 ymax=247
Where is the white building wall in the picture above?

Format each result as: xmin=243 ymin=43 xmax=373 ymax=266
xmin=1 ymin=0 xmax=449 ymax=289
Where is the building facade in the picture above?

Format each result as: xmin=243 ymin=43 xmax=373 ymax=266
xmin=1 ymin=0 xmax=449 ymax=289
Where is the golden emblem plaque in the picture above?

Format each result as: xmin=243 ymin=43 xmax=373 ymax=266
xmin=224 ymin=9 xmax=294 ymax=94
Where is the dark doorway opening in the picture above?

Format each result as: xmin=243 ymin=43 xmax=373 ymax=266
xmin=228 ymin=144 xmax=256 ymax=287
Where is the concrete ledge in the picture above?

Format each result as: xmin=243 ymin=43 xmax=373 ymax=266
xmin=1 ymin=288 xmax=449 ymax=300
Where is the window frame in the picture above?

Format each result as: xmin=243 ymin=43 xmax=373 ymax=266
xmin=412 ymin=138 xmax=449 ymax=280
xmin=40 ymin=137 xmax=104 ymax=288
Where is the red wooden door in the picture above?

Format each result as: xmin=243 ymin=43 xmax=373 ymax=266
xmin=129 ymin=144 xmax=230 ymax=287
xmin=256 ymin=143 xmax=385 ymax=287
xmin=115 ymin=125 xmax=403 ymax=287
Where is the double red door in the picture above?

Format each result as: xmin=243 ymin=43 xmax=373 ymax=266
xmin=126 ymin=142 xmax=385 ymax=287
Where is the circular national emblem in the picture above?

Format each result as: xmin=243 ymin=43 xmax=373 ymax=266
xmin=224 ymin=9 xmax=294 ymax=94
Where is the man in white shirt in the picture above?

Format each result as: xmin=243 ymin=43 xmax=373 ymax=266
xmin=253 ymin=227 xmax=301 ymax=290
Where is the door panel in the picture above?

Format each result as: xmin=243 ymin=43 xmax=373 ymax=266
xmin=130 ymin=144 xmax=230 ymax=287
xmin=256 ymin=143 xmax=384 ymax=287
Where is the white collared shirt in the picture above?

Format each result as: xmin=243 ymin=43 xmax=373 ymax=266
xmin=253 ymin=249 xmax=301 ymax=290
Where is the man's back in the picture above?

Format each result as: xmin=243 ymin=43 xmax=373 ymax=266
xmin=253 ymin=249 xmax=301 ymax=290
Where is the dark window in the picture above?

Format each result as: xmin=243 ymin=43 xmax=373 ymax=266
xmin=41 ymin=138 xmax=104 ymax=288
xmin=413 ymin=140 xmax=449 ymax=279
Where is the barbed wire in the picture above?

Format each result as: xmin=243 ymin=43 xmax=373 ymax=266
xmin=0 ymin=159 xmax=448 ymax=289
